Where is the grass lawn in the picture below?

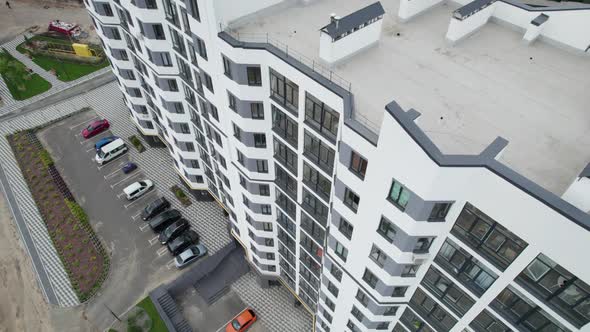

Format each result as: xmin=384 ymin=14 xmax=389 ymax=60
xmin=136 ymin=297 xmax=169 ymax=332
xmin=0 ymin=52 xmax=51 ymax=100
xmin=16 ymin=36 xmax=109 ymax=82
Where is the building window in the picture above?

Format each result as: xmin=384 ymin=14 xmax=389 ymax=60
xmin=376 ymin=322 xmax=389 ymax=330
xmin=247 ymin=66 xmax=262 ymax=86
xmin=516 ymin=253 xmax=590 ymax=328
xmin=275 ymin=165 xmax=297 ymax=199
xmin=324 ymin=297 xmax=335 ymax=311
xmin=227 ymin=91 xmax=236 ymax=111
xmin=338 ymin=218 xmax=353 ymax=240
xmin=303 ymin=131 xmax=335 ymax=173
xmin=330 ymin=263 xmax=342 ymax=282
xmin=222 ymin=56 xmax=232 ymax=78
xmin=273 ymin=139 xmax=298 ymax=175
xmin=233 ymin=123 xmax=241 ymax=140
xmin=410 ymin=288 xmax=458 ymax=331
xmin=349 ymin=151 xmax=368 ymax=179
xmin=435 ymin=239 xmax=498 ymax=296
xmin=327 ymin=281 xmax=339 ymax=297
xmin=392 ymin=286 xmax=408 ymax=297
xmin=334 ymin=241 xmax=348 ymax=261
xmin=384 ymin=306 xmax=398 ymax=316
xmin=304 ymin=92 xmax=339 ymax=141
xmin=302 ymin=188 xmax=329 ymax=224
xmin=264 ymin=238 xmax=274 ymax=247
xmin=422 ymin=266 xmax=475 ymax=316
xmin=153 ymin=24 xmax=165 ymax=40
xmin=302 ymin=162 xmax=330 ymax=201
xmin=429 ymin=202 xmax=452 ymax=221
xmin=259 ymin=184 xmax=270 ymax=196
xmin=188 ymin=0 xmax=200 ymax=21
xmin=402 ymin=265 xmax=419 ymax=277
xmin=269 ymin=68 xmax=298 ymax=112
xmin=377 ymin=217 xmax=396 ymax=242
xmin=256 ymin=160 xmax=268 ymax=173
xmin=343 ymin=187 xmax=360 ymax=213
xmin=272 ymin=106 xmax=298 ymax=147
xmin=363 ymin=269 xmax=379 ymax=289
xmin=452 ymin=202 xmax=528 ymax=271
xmin=369 ymin=245 xmax=387 ymax=267
xmin=195 ymin=36 xmax=207 ymax=59
xmin=356 ymin=289 xmax=369 ymax=307
xmin=250 ymin=103 xmax=264 ymax=119
xmin=351 ymin=306 xmax=364 ymax=322
xmin=346 ymin=320 xmax=358 ymax=331
xmin=414 ymin=237 xmax=433 ymax=253
xmin=254 ymin=133 xmax=267 ymax=148
xmin=470 ymin=309 xmax=511 ymax=332
xmin=388 ymin=179 xmax=410 ymax=210
xmin=261 ymin=205 xmax=272 ymax=215
xmin=237 ymin=150 xmax=245 ymax=165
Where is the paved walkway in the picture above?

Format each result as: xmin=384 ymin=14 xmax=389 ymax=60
xmin=0 ymin=34 xmax=111 ymax=115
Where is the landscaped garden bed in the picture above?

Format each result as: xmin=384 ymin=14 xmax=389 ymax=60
xmin=8 ymin=129 xmax=109 ymax=302
xmin=16 ymin=35 xmax=109 ymax=82
xmin=0 ymin=49 xmax=52 ymax=100
xmin=128 ymin=135 xmax=146 ymax=153
xmin=170 ymin=185 xmax=191 ymax=207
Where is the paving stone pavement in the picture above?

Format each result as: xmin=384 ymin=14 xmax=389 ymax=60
xmin=233 ymin=272 xmax=313 ymax=332
xmin=0 ymin=35 xmax=112 ymax=115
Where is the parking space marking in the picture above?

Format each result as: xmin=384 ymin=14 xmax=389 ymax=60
xmin=116 ymin=192 xmax=127 ymax=199
xmin=131 ymin=211 xmax=142 ymax=220
xmin=166 ymin=259 xmax=176 ymax=269
xmin=156 ymin=247 xmax=168 ymax=257
xmin=79 ymin=131 xmax=111 ymax=145
xmin=69 ymin=116 xmax=99 ymax=130
xmin=96 ymin=154 xmax=129 ymax=170
xmin=103 ymin=165 xmax=127 ymax=179
xmin=214 ymin=308 xmax=249 ymax=332
xmin=123 ymin=191 xmax=156 ymax=209
xmin=109 ymin=172 xmax=141 ymax=188
xmin=148 ymin=236 xmax=159 ymax=246
xmin=85 ymin=146 xmax=97 ymax=153
xmin=139 ymin=223 xmax=151 ymax=232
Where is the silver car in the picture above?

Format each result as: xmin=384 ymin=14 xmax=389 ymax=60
xmin=174 ymin=244 xmax=207 ymax=268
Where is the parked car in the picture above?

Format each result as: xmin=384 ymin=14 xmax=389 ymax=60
xmin=226 ymin=309 xmax=257 ymax=332
xmin=149 ymin=209 xmax=181 ymax=233
xmin=123 ymin=180 xmax=153 ymax=200
xmin=141 ymin=197 xmax=170 ymax=221
xmin=82 ymin=119 xmax=109 ymax=139
xmin=122 ymin=162 xmax=138 ymax=174
xmin=159 ymin=219 xmax=190 ymax=244
xmin=167 ymin=230 xmax=199 ymax=255
xmin=94 ymin=136 xmax=119 ymax=151
xmin=175 ymin=244 xmax=207 ymax=268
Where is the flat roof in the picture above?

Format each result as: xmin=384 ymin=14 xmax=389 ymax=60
xmin=230 ymin=0 xmax=590 ymax=195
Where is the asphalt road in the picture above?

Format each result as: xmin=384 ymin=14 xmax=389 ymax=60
xmin=38 ymin=111 xmax=186 ymax=330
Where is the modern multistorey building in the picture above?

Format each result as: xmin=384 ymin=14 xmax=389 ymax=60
xmin=85 ymin=0 xmax=590 ymax=330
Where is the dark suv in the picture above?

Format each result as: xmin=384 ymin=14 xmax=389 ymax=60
xmin=159 ymin=219 xmax=190 ymax=244
xmin=141 ymin=197 xmax=171 ymax=221
xmin=167 ymin=230 xmax=199 ymax=256
xmin=149 ymin=209 xmax=181 ymax=233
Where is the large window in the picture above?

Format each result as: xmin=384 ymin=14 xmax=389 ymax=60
xmin=302 ymin=162 xmax=331 ymax=202
xmin=304 ymin=131 xmax=335 ymax=174
xmin=469 ymin=310 xmax=511 ymax=332
xmin=429 ymin=202 xmax=452 ymax=221
xmin=251 ymin=103 xmax=264 ymax=119
xmin=452 ymin=203 xmax=528 ymax=271
xmin=334 ymin=241 xmax=348 ymax=261
xmin=276 ymin=191 xmax=296 ymax=219
xmin=273 ymin=139 xmax=297 ymax=175
xmin=492 ymin=287 xmax=568 ymax=332
xmin=388 ymin=179 xmax=410 ymax=210
xmin=254 ymin=133 xmax=266 ymax=148
xmin=343 ymin=187 xmax=360 ymax=213
xmin=410 ymin=288 xmax=458 ymax=331
xmin=363 ymin=269 xmax=379 ymax=289
xmin=435 ymin=239 xmax=498 ymax=296
xmin=304 ymin=92 xmax=339 ymax=141
xmin=377 ymin=217 xmax=396 ymax=242
xmin=517 ymin=253 xmax=590 ymax=328
xmin=272 ymin=106 xmax=298 ymax=147
xmin=300 ymin=212 xmax=325 ymax=244
xmin=275 ymin=165 xmax=297 ymax=199
xmin=421 ymin=266 xmax=475 ymax=316
xmin=400 ymin=308 xmax=435 ymax=332
xmin=338 ymin=218 xmax=353 ymax=240
xmin=302 ymin=189 xmax=329 ymax=224
xmin=270 ymin=68 xmax=298 ymax=112
xmin=369 ymin=245 xmax=387 ymax=267
xmin=349 ymin=151 xmax=368 ymax=179
xmin=247 ymin=67 xmax=262 ymax=86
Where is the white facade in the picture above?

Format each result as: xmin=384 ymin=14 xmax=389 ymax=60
xmin=86 ymin=0 xmax=590 ymax=331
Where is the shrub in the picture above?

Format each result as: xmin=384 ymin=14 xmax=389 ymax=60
xmin=64 ymin=199 xmax=89 ymax=226
xmin=170 ymin=185 xmax=191 ymax=206
xmin=127 ymin=135 xmax=145 ymax=153
xmin=38 ymin=149 xmax=54 ymax=168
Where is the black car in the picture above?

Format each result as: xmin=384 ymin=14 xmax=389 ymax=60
xmin=159 ymin=219 xmax=190 ymax=244
xmin=149 ymin=209 xmax=181 ymax=233
xmin=167 ymin=230 xmax=199 ymax=256
xmin=141 ymin=197 xmax=171 ymax=221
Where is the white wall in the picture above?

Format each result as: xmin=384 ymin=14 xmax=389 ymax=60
xmin=562 ymin=177 xmax=590 ymax=213
xmin=446 ymin=3 xmax=496 ymax=43
xmin=213 ymin=0 xmax=285 ymax=28
xmin=319 ymin=20 xmax=383 ymax=64
xmin=398 ymin=0 xmax=445 ymax=21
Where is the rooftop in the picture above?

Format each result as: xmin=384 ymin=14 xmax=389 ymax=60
xmin=229 ymin=0 xmax=590 ymax=195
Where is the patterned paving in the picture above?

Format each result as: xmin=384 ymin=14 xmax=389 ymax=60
xmin=0 ymin=35 xmax=111 ymax=115
xmin=233 ymin=272 xmax=314 ymax=332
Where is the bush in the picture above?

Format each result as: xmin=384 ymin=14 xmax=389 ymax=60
xmin=38 ymin=149 xmax=54 ymax=168
xmin=170 ymin=185 xmax=191 ymax=207
xmin=128 ymin=135 xmax=145 ymax=153
xmin=64 ymin=199 xmax=89 ymax=226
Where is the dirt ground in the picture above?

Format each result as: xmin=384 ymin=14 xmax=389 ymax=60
xmin=0 ymin=0 xmax=98 ymax=45
xmin=0 ymin=191 xmax=53 ymax=332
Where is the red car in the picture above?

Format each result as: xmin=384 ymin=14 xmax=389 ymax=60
xmin=226 ymin=308 xmax=257 ymax=332
xmin=82 ymin=119 xmax=110 ymax=139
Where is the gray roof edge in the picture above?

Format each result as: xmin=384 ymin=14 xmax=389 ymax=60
xmin=579 ymin=163 xmax=590 ymax=178
xmin=320 ymin=1 xmax=385 ymax=39
xmin=385 ymin=102 xmax=590 ymax=231
xmin=501 ymin=0 xmax=590 ymax=11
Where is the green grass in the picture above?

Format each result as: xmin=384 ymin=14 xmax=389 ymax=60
xmin=16 ymin=36 xmax=109 ymax=82
xmin=0 ymin=51 xmax=51 ymax=100
xmin=136 ymin=297 xmax=169 ymax=332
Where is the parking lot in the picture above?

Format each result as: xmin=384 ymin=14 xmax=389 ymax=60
xmin=37 ymin=110 xmax=233 ymax=328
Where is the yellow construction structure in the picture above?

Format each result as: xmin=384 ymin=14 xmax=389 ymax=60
xmin=72 ymin=43 xmax=92 ymax=57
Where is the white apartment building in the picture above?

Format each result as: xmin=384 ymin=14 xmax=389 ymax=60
xmin=84 ymin=0 xmax=590 ymax=331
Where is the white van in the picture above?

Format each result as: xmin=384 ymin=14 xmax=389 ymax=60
xmin=95 ymin=138 xmax=127 ymax=165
